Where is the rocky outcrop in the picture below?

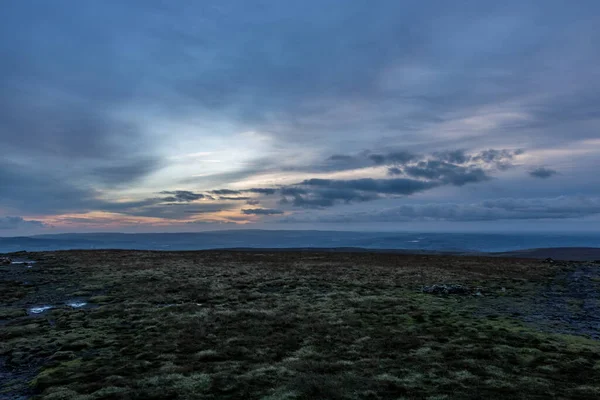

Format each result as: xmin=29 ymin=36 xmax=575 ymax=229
xmin=0 ymin=257 xmax=12 ymax=265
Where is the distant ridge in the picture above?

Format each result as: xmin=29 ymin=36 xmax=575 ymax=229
xmin=493 ymin=247 xmax=600 ymax=261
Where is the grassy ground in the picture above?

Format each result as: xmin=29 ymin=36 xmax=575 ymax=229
xmin=1 ymin=250 xmax=600 ymax=399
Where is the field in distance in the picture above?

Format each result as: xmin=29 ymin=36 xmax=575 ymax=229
xmin=1 ymin=250 xmax=600 ymax=399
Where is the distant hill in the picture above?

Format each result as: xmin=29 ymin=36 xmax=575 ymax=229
xmin=494 ymin=247 xmax=600 ymax=261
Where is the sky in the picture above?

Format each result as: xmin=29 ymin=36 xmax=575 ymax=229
xmin=1 ymin=0 xmax=600 ymax=235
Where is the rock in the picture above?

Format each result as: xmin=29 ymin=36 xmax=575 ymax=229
xmin=422 ymin=284 xmax=476 ymax=295
xmin=543 ymin=258 xmax=555 ymax=264
xmin=0 ymin=257 xmax=12 ymax=265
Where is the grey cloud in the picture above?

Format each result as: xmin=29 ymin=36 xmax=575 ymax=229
xmin=0 ymin=216 xmax=47 ymax=230
xmin=403 ymin=161 xmax=489 ymax=186
xmin=471 ymin=149 xmax=523 ymax=170
xmin=302 ymin=178 xmax=438 ymax=194
xmin=0 ymin=161 xmax=102 ymax=214
xmin=210 ymin=187 xmax=276 ymax=196
xmin=291 ymin=189 xmax=377 ymax=208
xmin=94 ymin=158 xmax=164 ymax=186
xmin=317 ymin=151 xmax=418 ymax=174
xmin=280 ymin=187 xmax=309 ymax=196
xmin=160 ymin=190 xmax=207 ymax=202
xmin=219 ymin=196 xmax=251 ymax=201
xmin=241 ymin=208 xmax=284 ymax=215
xmin=94 ymin=192 xmax=236 ymax=219
xmin=530 ymin=167 xmax=558 ymax=179
xmin=317 ymin=152 xmax=374 ymax=173
xmin=314 ymin=148 xmax=519 ymax=176
xmin=433 ymin=150 xmax=469 ymax=164
xmin=269 ymin=148 xmax=527 ymax=208
xmin=246 ymin=188 xmax=277 ymax=195
xmin=281 ymin=196 xmax=600 ymax=223
xmin=278 ymin=178 xmax=436 ymax=209
xmin=369 ymin=151 xmax=417 ymax=165
xmin=246 ymin=199 xmax=260 ymax=205
xmin=328 ymin=154 xmax=355 ymax=162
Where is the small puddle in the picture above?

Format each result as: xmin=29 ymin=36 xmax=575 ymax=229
xmin=28 ymin=305 xmax=53 ymax=315
xmin=65 ymin=298 xmax=100 ymax=310
xmin=10 ymin=260 xmax=36 ymax=268
xmin=28 ymin=301 xmax=97 ymax=315
xmin=67 ymin=301 xmax=88 ymax=308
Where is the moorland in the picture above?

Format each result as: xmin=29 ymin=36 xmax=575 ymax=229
xmin=1 ymin=250 xmax=600 ymax=399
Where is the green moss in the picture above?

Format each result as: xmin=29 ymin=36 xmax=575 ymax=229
xmin=3 ymin=323 xmax=42 ymax=339
xmin=88 ymin=296 xmax=112 ymax=303
xmin=31 ymin=359 xmax=83 ymax=389
xmin=89 ymin=386 xmax=129 ymax=399
xmin=137 ymin=373 xmax=211 ymax=399
xmin=0 ymin=307 xmax=27 ymax=319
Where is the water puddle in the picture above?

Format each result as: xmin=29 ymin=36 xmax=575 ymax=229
xmin=67 ymin=301 xmax=88 ymax=308
xmin=27 ymin=299 xmax=95 ymax=315
xmin=28 ymin=305 xmax=54 ymax=315
xmin=10 ymin=260 xmax=36 ymax=268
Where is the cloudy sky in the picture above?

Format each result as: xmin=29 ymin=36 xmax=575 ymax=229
xmin=1 ymin=0 xmax=600 ymax=235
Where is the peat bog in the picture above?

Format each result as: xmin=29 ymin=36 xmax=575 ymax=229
xmin=1 ymin=250 xmax=600 ymax=399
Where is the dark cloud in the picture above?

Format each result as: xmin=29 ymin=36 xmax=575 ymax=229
xmin=302 ymin=178 xmax=438 ymax=194
xmin=368 ymin=151 xmax=417 ymax=165
xmin=219 ymin=196 xmax=251 ymax=201
xmin=246 ymin=188 xmax=277 ymax=195
xmin=114 ymin=203 xmax=232 ymax=219
xmin=159 ymin=190 xmax=206 ymax=202
xmin=0 ymin=216 xmax=47 ymax=230
xmin=268 ymin=148 xmax=525 ymax=209
xmin=530 ymin=167 xmax=558 ymax=179
xmin=403 ymin=161 xmax=489 ymax=186
xmin=280 ymin=187 xmax=309 ymax=196
xmin=277 ymin=178 xmax=436 ymax=209
xmin=316 ymin=151 xmax=418 ymax=174
xmin=241 ymin=208 xmax=284 ymax=215
xmin=433 ymin=150 xmax=469 ymax=164
xmin=316 ymin=152 xmax=373 ymax=172
xmin=471 ymin=149 xmax=523 ymax=170
xmin=281 ymin=189 xmax=377 ymax=209
xmin=315 ymin=148 xmax=521 ymax=177
xmin=246 ymin=199 xmax=260 ymax=205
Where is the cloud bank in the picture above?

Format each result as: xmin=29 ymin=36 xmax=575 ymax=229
xmin=1 ymin=0 xmax=599 ymax=232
